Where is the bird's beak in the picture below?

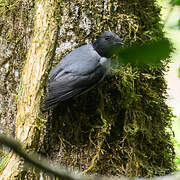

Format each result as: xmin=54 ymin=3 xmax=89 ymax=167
xmin=113 ymin=40 xmax=123 ymax=46
xmin=116 ymin=41 xmax=123 ymax=46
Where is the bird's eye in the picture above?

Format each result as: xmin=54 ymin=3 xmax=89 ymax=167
xmin=105 ymin=36 xmax=111 ymax=40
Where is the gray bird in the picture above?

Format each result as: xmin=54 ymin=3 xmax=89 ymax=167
xmin=44 ymin=32 xmax=123 ymax=111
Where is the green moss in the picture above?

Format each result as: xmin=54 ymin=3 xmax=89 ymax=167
xmin=0 ymin=0 xmax=175 ymax=178
xmin=42 ymin=0 xmax=176 ymax=177
xmin=0 ymin=154 xmax=9 ymax=172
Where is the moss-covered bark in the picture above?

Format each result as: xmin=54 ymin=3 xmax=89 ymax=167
xmin=0 ymin=0 xmax=58 ymax=179
xmin=0 ymin=0 xmax=175 ymax=179
xmin=0 ymin=0 xmax=34 ymax=138
xmin=42 ymin=0 xmax=175 ymax=177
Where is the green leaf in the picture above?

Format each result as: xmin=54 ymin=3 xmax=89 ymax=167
xmin=171 ymin=19 xmax=180 ymax=29
xmin=178 ymin=19 xmax=180 ymax=29
xmin=0 ymin=155 xmax=9 ymax=171
xmin=113 ymin=39 xmax=172 ymax=65
xmin=170 ymin=0 xmax=180 ymax=6
xmin=178 ymin=67 xmax=180 ymax=78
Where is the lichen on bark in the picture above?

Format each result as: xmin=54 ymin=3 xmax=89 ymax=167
xmin=41 ymin=0 xmax=175 ymax=177
xmin=0 ymin=0 xmax=59 ymax=179
xmin=0 ymin=0 xmax=176 ymax=179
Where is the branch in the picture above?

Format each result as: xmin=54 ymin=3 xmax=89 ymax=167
xmin=0 ymin=135 xmax=180 ymax=180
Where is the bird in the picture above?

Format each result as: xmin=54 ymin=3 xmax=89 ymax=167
xmin=44 ymin=32 xmax=123 ymax=111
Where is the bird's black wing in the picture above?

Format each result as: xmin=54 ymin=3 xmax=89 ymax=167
xmin=44 ymin=64 xmax=105 ymax=111
xmin=44 ymin=44 xmax=108 ymax=111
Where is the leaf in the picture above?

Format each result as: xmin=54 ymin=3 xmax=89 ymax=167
xmin=170 ymin=0 xmax=180 ymax=6
xmin=0 ymin=155 xmax=9 ymax=171
xmin=178 ymin=19 xmax=180 ymax=29
xmin=171 ymin=19 xmax=180 ymax=29
xmin=178 ymin=67 xmax=180 ymax=78
xmin=113 ymin=39 xmax=172 ymax=65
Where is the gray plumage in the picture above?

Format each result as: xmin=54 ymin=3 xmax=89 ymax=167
xmin=44 ymin=32 xmax=123 ymax=111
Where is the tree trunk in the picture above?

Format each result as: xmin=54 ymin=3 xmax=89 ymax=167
xmin=41 ymin=0 xmax=175 ymax=177
xmin=0 ymin=0 xmax=58 ymax=179
xmin=0 ymin=0 xmax=175 ymax=179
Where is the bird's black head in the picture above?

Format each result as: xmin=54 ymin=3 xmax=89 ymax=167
xmin=92 ymin=32 xmax=123 ymax=58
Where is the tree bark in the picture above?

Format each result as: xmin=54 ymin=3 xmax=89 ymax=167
xmin=41 ymin=0 xmax=175 ymax=177
xmin=0 ymin=0 xmax=176 ymax=179
xmin=0 ymin=0 xmax=58 ymax=179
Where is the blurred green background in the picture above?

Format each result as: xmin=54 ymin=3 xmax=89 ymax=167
xmin=161 ymin=0 xmax=180 ymax=170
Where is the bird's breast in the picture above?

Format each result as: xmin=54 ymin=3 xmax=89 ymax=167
xmin=99 ymin=57 xmax=110 ymax=75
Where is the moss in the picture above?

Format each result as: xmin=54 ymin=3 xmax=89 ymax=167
xmin=0 ymin=154 xmax=9 ymax=172
xmin=0 ymin=0 xmax=35 ymax=177
xmin=0 ymin=0 xmax=35 ymax=136
xmin=0 ymin=0 xmax=176 ymax=178
xmin=41 ymin=0 xmax=176 ymax=178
